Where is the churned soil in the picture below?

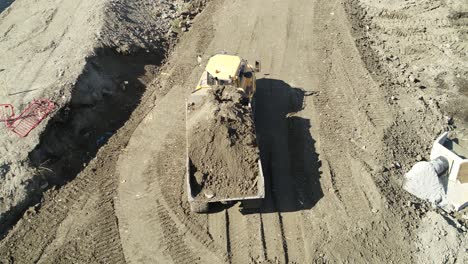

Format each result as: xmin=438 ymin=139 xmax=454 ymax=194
xmin=187 ymin=85 xmax=260 ymax=200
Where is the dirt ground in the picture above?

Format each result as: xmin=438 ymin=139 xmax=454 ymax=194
xmin=188 ymin=85 xmax=260 ymax=200
xmin=0 ymin=0 xmax=205 ymax=235
xmin=0 ymin=0 xmax=467 ymax=263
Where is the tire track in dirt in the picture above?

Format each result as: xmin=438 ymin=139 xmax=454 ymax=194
xmin=224 ymin=209 xmax=251 ymax=264
xmin=207 ymin=212 xmax=228 ymax=254
xmin=205 ymin=2 xmax=297 ymax=262
xmin=255 ymin=80 xmax=315 ymax=264
xmin=13 ymin=0 xmax=88 ymax=84
xmin=91 ymin=180 xmax=126 ymax=263
xmin=253 ymin=78 xmax=295 ymax=264
xmin=117 ymin=90 xmax=228 ymax=262
xmin=0 ymin=170 xmax=94 ymax=262
xmin=257 ymin=213 xmax=288 ymax=263
xmin=113 ymin=1 xmax=230 ymax=261
xmin=154 ymin=200 xmax=200 ymax=264
xmin=357 ymin=0 xmax=467 ymax=68
xmin=151 ymin=132 xmax=230 ymax=262
xmin=314 ymin=43 xmax=385 ymax=220
xmin=37 ymin=155 xmax=126 ymax=263
xmin=309 ymin=18 xmax=392 ymax=217
xmin=0 ymin=152 xmax=127 ymax=263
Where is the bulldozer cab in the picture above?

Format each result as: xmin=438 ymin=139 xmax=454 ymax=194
xmin=196 ymin=54 xmax=256 ymax=99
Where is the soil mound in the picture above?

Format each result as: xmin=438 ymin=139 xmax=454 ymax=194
xmin=187 ymin=86 xmax=260 ymax=200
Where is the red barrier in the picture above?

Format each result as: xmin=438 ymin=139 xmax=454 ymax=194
xmin=6 ymin=99 xmax=55 ymax=137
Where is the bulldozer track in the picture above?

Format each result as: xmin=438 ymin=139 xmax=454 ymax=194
xmin=91 ymin=187 xmax=126 ymax=263
xmin=359 ymin=0 xmax=467 ymax=66
xmin=154 ymin=201 xmax=200 ymax=264
xmin=0 ymin=164 xmax=98 ymax=262
xmin=225 ymin=209 xmax=251 ymax=264
xmin=152 ymin=133 xmax=230 ymax=262
xmin=39 ymin=194 xmax=125 ymax=263
xmin=258 ymin=213 xmax=288 ymax=263
xmin=310 ymin=21 xmax=391 ymax=221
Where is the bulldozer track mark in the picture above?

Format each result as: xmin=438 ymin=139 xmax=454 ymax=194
xmin=262 ymin=161 xmax=296 ymax=263
xmin=225 ymin=210 xmax=233 ymax=263
xmin=317 ymin=99 xmax=376 ymax=218
xmin=328 ymin=161 xmax=371 ymax=218
xmin=277 ymin=213 xmax=290 ymax=264
xmin=41 ymin=172 xmax=124 ymax=263
xmin=91 ymin=198 xmax=125 ymax=263
xmin=361 ymin=0 xmax=468 ymax=67
xmin=374 ymin=17 xmax=451 ymax=28
xmin=403 ymin=33 xmax=459 ymax=43
xmin=40 ymin=200 xmax=124 ymax=263
xmin=258 ymin=213 xmax=289 ymax=264
xmin=333 ymin=50 xmax=389 ymax=130
xmin=258 ymin=213 xmax=268 ymax=260
xmin=154 ymin=200 xmax=201 ymax=264
xmin=151 ymin=133 xmax=230 ymax=262
xmin=225 ymin=209 xmax=255 ymax=264
xmin=312 ymin=43 xmax=388 ymax=221
xmin=0 ymin=164 xmax=100 ymax=262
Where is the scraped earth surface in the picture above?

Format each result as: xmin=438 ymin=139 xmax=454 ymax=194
xmin=188 ymin=85 xmax=260 ymax=200
xmin=0 ymin=0 xmax=206 ymax=232
xmin=0 ymin=0 xmax=467 ymax=263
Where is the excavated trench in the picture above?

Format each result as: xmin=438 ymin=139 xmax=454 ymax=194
xmin=0 ymin=48 xmax=163 ymax=237
xmin=30 ymin=48 xmax=162 ymax=186
xmin=0 ymin=0 xmax=210 ymax=240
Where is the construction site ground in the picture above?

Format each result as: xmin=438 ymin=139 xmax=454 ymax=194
xmin=0 ymin=0 xmax=467 ymax=263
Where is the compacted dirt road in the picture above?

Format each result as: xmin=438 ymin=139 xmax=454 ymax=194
xmin=116 ymin=0 xmax=417 ymax=263
xmin=2 ymin=0 xmax=465 ymax=263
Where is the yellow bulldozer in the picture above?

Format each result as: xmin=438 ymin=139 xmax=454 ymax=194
xmin=185 ymin=54 xmax=264 ymax=213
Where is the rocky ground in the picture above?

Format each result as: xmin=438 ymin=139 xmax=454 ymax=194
xmin=0 ymin=0 xmax=467 ymax=263
xmin=347 ymin=0 xmax=468 ymax=261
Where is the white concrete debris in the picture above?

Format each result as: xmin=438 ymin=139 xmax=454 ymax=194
xmin=430 ymin=132 xmax=468 ymax=211
xmin=404 ymin=159 xmax=449 ymax=207
xmin=405 ymin=132 xmax=468 ymax=211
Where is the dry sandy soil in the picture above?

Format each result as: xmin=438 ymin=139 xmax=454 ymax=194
xmin=0 ymin=0 xmax=467 ymax=263
xmin=0 ymin=0 xmax=204 ymax=235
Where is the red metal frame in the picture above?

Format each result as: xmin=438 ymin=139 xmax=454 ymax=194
xmin=6 ymin=99 xmax=55 ymax=137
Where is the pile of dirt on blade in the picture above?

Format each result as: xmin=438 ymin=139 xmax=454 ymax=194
xmin=187 ymin=86 xmax=260 ymax=200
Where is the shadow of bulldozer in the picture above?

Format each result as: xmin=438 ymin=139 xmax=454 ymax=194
xmin=253 ymin=78 xmax=323 ymax=213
